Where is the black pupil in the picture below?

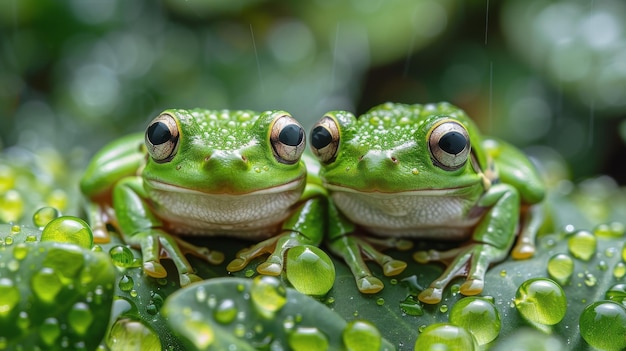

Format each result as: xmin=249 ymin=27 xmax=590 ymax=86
xmin=438 ymin=131 xmax=467 ymax=155
xmin=278 ymin=124 xmax=304 ymax=146
xmin=147 ymin=122 xmax=172 ymax=145
xmin=310 ymin=126 xmax=331 ymax=149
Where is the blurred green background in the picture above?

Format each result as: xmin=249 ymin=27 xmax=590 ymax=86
xmin=1 ymin=0 xmax=625 ymax=183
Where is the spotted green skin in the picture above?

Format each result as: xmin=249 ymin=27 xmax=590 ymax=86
xmin=80 ymin=109 xmax=327 ymax=287
xmin=313 ymin=102 xmax=545 ymax=303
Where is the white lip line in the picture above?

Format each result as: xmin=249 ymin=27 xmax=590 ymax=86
xmin=324 ymin=183 xmax=476 ymax=196
xmin=146 ymin=177 xmax=304 ymax=196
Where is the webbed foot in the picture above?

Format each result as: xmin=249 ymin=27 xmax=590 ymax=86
xmin=227 ymin=232 xmax=305 ymax=275
xmin=329 ymin=235 xmax=410 ymax=294
xmin=413 ymin=243 xmax=505 ymax=304
xmin=129 ymin=229 xmax=223 ymax=287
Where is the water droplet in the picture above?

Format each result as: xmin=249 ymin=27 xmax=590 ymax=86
xmin=439 ymin=304 xmax=449 ymax=313
xmin=606 ymin=283 xmax=626 ymax=303
xmin=109 ymin=245 xmax=135 ymax=267
xmin=0 ymin=278 xmax=20 ymax=317
xmin=17 ymin=311 xmax=30 ymax=330
xmin=0 ymin=189 xmax=25 ymax=223
xmin=108 ymin=318 xmax=162 ymax=350
xmin=118 ymin=275 xmax=134 ymax=292
xmin=244 ymin=269 xmax=255 ymax=278
xmin=414 ymin=323 xmax=476 ymax=350
xmin=11 ymin=225 xmax=21 ymax=234
xmin=567 ymin=230 xmax=596 ymax=261
xmin=390 ymin=278 xmax=398 ymax=285
xmin=32 ymin=267 xmax=63 ymax=304
xmin=547 ymin=253 xmax=574 ymax=285
xmin=4 ymin=236 xmax=13 ymax=246
xmin=514 ymin=278 xmax=567 ymax=325
xmin=343 ymin=320 xmax=381 ymax=351
xmin=579 ymin=301 xmax=626 ymax=351
xmin=68 ymin=302 xmax=93 ymax=335
xmin=500 ymin=269 xmax=507 ymax=277
xmin=449 ymin=297 xmax=501 ymax=345
xmin=12 ymin=243 xmax=28 ymax=261
xmin=326 ymin=296 xmax=335 ymax=305
xmin=33 ymin=206 xmax=61 ymax=228
xmin=594 ymin=222 xmax=626 ymax=238
xmin=214 ymin=299 xmax=237 ymax=324
xmin=613 ymin=262 xmax=626 ymax=279
xmin=597 ymin=260 xmax=608 ymax=271
xmin=450 ymin=284 xmax=461 ymax=295
xmin=41 ymin=216 xmax=93 ymax=249
xmin=251 ymin=276 xmax=286 ymax=317
xmin=288 ymin=327 xmax=329 ymax=351
xmin=584 ymin=273 xmax=597 ymax=287
xmin=399 ymin=295 xmax=423 ymax=316
xmin=129 ymin=289 xmax=138 ymax=298
xmin=376 ymin=298 xmax=385 ymax=306
xmin=285 ymin=245 xmax=335 ymax=295
xmin=40 ymin=317 xmax=61 ymax=346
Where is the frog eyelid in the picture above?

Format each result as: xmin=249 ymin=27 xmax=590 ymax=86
xmin=309 ymin=116 xmax=340 ymax=164
xmin=270 ymin=114 xmax=306 ymax=164
xmin=145 ymin=113 xmax=180 ymax=163
xmin=427 ymin=119 xmax=471 ymax=171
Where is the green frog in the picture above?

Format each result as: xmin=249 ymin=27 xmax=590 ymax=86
xmin=309 ymin=102 xmax=545 ymax=304
xmin=80 ymin=109 xmax=327 ymax=287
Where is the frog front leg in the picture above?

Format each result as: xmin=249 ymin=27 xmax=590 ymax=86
xmin=227 ymin=184 xmax=328 ymax=276
xmin=414 ymin=183 xmax=520 ymax=304
xmin=326 ymin=201 xmax=412 ymax=294
xmin=113 ymin=177 xmax=224 ymax=286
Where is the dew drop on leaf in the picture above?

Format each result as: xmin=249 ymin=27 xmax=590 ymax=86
xmin=68 ymin=302 xmax=93 ymax=335
xmin=32 ymin=206 xmax=61 ymax=228
xmin=605 ymin=283 xmax=626 ymax=304
xmin=285 ymin=245 xmax=335 ymax=296
xmin=343 ymin=320 xmax=382 ymax=351
xmin=449 ymin=297 xmax=501 ymax=345
xmin=613 ymin=262 xmax=626 ymax=279
xmin=40 ymin=317 xmax=61 ymax=346
xmin=579 ymin=301 xmax=626 ymax=351
xmin=547 ymin=253 xmax=574 ymax=285
xmin=567 ymin=230 xmax=596 ymax=261
xmin=118 ymin=275 xmax=134 ymax=292
xmin=213 ymin=299 xmax=237 ymax=324
xmin=32 ymin=267 xmax=63 ymax=304
xmin=41 ymin=216 xmax=93 ymax=249
xmin=288 ymin=327 xmax=329 ymax=351
xmin=413 ymin=323 xmax=476 ymax=351
xmin=514 ymin=278 xmax=567 ymax=325
xmin=109 ymin=245 xmax=135 ymax=267
xmin=0 ymin=278 xmax=20 ymax=318
xmin=251 ymin=276 xmax=287 ymax=316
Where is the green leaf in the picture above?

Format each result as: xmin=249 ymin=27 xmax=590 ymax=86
xmin=0 ymin=225 xmax=116 ymax=351
xmin=162 ymin=276 xmax=395 ymax=351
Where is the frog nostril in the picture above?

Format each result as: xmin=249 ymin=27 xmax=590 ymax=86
xmin=241 ymin=155 xmax=248 ymax=162
xmin=390 ymin=156 xmax=398 ymax=164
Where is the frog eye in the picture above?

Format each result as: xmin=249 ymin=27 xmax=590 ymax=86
xmin=309 ymin=116 xmax=339 ymax=164
xmin=271 ymin=115 xmax=306 ymax=164
xmin=428 ymin=120 xmax=471 ymax=171
xmin=145 ymin=113 xmax=180 ymax=163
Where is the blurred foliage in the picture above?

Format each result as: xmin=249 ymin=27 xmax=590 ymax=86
xmin=0 ymin=0 xmax=624 ymax=182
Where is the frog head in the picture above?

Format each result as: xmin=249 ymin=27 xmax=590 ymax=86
xmin=309 ymin=102 xmax=490 ymax=194
xmin=142 ymin=109 xmax=307 ymax=195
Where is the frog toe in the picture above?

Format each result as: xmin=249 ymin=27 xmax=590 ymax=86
xmin=460 ymin=278 xmax=484 ymax=296
xmin=512 ymin=242 xmax=535 ymax=260
xmin=383 ymin=259 xmax=407 ymax=276
xmin=226 ymin=258 xmax=249 ymax=272
xmin=143 ymin=261 xmax=167 ymax=278
xmin=357 ymin=276 xmax=384 ymax=294
xmin=418 ymin=287 xmax=443 ymax=304
xmin=257 ymin=262 xmax=283 ymax=276
xmin=179 ymin=273 xmax=203 ymax=286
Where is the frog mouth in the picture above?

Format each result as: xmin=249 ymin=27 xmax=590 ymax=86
xmin=144 ymin=176 xmax=305 ymax=196
xmin=323 ymin=183 xmax=475 ymax=196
